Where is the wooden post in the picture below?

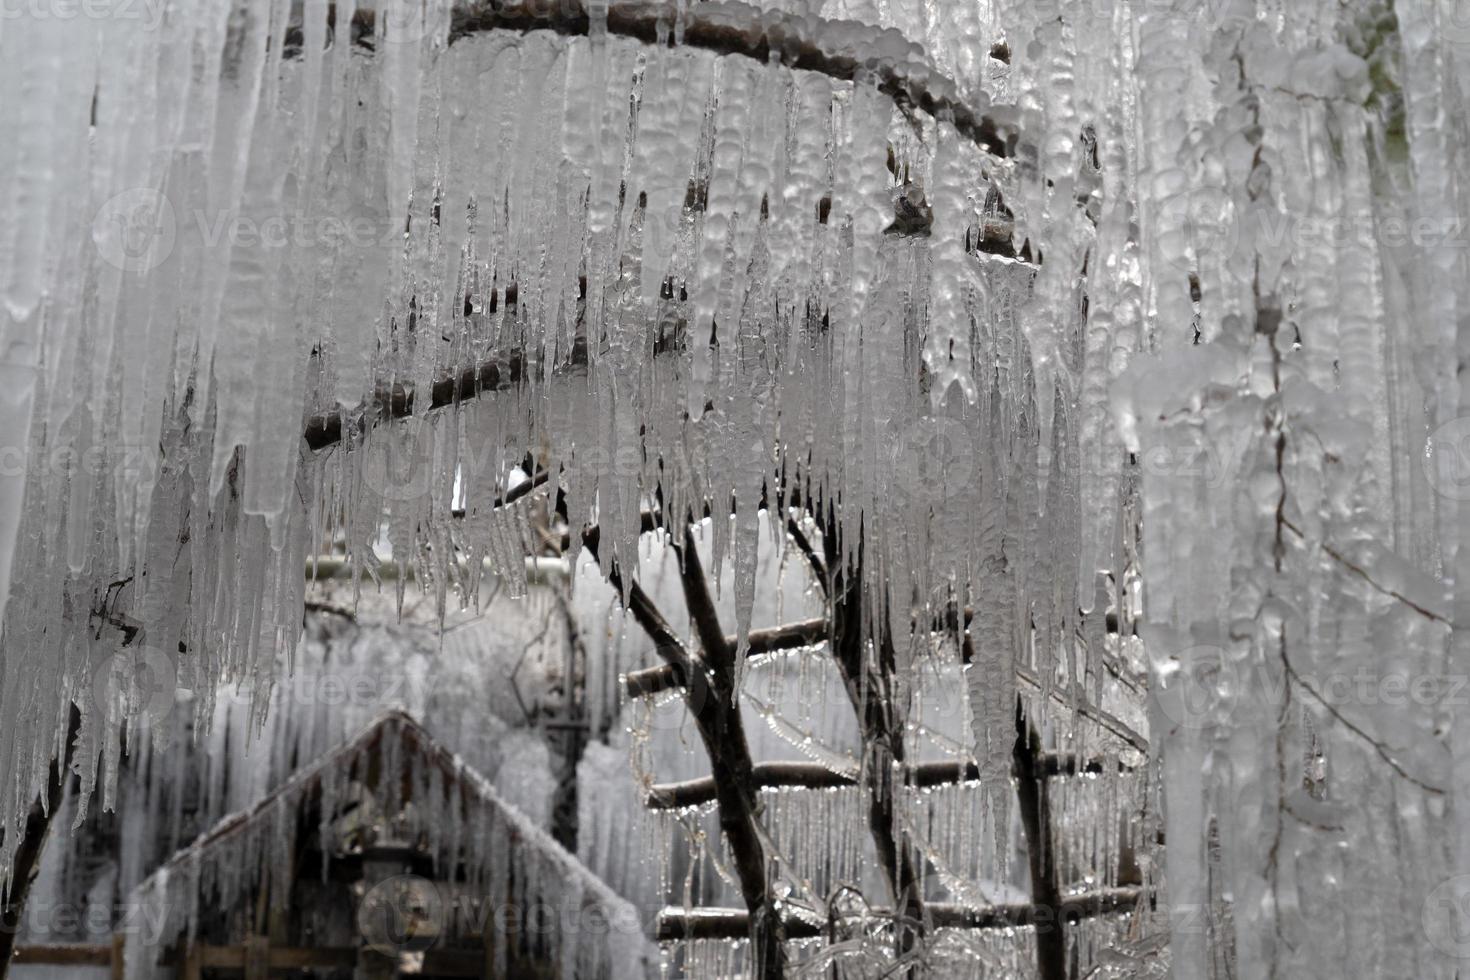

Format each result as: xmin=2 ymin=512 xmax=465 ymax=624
xmin=355 ymin=948 xmax=398 ymax=980
xmin=243 ymin=935 xmax=270 ymax=980
xmin=110 ymin=933 xmax=124 ymax=980
xmin=482 ymin=925 xmax=496 ymax=979
xmin=180 ymin=942 xmax=202 ymax=980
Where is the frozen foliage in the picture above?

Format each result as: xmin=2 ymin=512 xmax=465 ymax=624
xmin=0 ymin=0 xmax=1465 ymax=976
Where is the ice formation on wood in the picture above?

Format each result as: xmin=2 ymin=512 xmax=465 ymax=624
xmin=0 ymin=0 xmax=1464 ymax=975
xmin=122 ymin=711 xmax=654 ymax=979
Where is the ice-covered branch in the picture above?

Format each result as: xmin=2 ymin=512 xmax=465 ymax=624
xmin=669 ymin=526 xmax=788 ymax=977
xmin=1280 ymin=518 xmax=1451 ymax=626
xmin=623 ymin=616 xmax=829 ymax=697
xmin=303 ymin=343 xmax=585 ymax=451
xmin=445 ymin=0 xmax=1015 ymax=158
xmin=784 ymin=517 xmax=828 ymax=594
xmin=584 ymin=522 xmax=786 ymax=977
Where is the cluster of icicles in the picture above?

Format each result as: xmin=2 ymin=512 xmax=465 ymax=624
xmin=0 ymin=0 xmax=1097 ymax=880
xmin=1 ymin=0 xmax=1466 ymax=976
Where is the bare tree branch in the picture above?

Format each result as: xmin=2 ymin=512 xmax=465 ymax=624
xmin=623 ymin=616 xmax=829 ymax=697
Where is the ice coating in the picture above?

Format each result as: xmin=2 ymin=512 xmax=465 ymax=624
xmin=0 ymin=0 xmax=1464 ymax=975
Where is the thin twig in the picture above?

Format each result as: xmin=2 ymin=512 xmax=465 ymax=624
xmin=1278 ymin=643 xmax=1445 ymax=795
xmin=1280 ymin=518 xmax=1450 ymax=625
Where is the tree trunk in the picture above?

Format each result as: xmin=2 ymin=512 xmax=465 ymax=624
xmin=1014 ymin=704 xmax=1066 ymax=980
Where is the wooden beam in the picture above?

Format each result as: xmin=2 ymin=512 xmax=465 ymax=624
xmin=193 ymin=944 xmax=359 ymax=969
xmin=654 ymin=888 xmax=1142 ymax=940
xmin=624 ymin=631 xmax=1149 ymax=753
xmin=243 ymin=935 xmax=270 ymax=980
xmin=10 ymin=944 xmax=113 ymax=966
xmin=645 ymin=755 xmax=1128 ymax=809
xmin=181 ymin=942 xmax=202 ymax=980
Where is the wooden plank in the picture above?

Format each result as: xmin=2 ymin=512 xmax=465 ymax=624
xmin=268 ymin=947 xmax=359 ymax=968
xmin=12 ymin=943 xmax=113 ymax=965
xmin=243 ymin=935 xmax=270 ymax=980
xmin=194 ymin=944 xmax=358 ymax=970
xmin=181 ymin=942 xmax=202 ymax=980
xmin=355 ymin=948 xmax=397 ymax=980
xmin=157 ymin=941 xmax=491 ymax=976
xmin=198 ymin=945 xmax=245 ymax=968
xmin=420 ymin=949 xmax=486 ymax=976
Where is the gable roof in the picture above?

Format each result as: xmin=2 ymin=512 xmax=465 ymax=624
xmin=127 ymin=710 xmax=654 ymax=979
